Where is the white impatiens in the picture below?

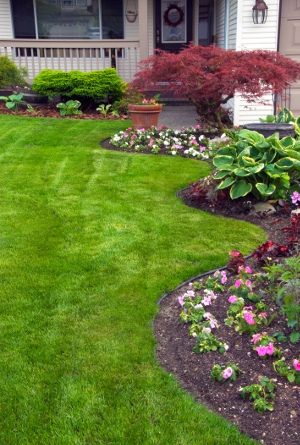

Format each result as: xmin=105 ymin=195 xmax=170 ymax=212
xmin=111 ymin=125 xmax=221 ymax=160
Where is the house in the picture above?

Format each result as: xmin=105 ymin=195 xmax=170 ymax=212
xmin=0 ymin=0 xmax=299 ymax=125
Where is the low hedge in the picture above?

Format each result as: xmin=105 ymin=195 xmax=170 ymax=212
xmin=32 ymin=68 xmax=124 ymax=103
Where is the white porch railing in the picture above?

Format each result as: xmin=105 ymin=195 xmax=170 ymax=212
xmin=0 ymin=39 xmax=140 ymax=82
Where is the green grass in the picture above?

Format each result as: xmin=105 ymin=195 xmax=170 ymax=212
xmin=0 ymin=115 xmax=264 ymax=445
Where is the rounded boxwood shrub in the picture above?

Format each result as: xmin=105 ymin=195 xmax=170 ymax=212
xmin=32 ymin=68 xmax=124 ymax=104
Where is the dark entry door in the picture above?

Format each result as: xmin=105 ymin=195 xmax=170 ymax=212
xmin=155 ymin=0 xmax=193 ymax=52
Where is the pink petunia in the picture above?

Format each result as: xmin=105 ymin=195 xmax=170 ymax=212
xmin=222 ymin=367 xmax=233 ymax=379
xmin=293 ymin=359 xmax=300 ymax=371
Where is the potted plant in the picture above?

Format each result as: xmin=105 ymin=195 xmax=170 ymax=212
xmin=125 ymin=9 xmax=138 ymax=22
xmin=128 ymin=95 xmax=163 ymax=130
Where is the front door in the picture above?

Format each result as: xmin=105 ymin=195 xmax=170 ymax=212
xmin=279 ymin=0 xmax=300 ymax=116
xmin=155 ymin=0 xmax=193 ymax=52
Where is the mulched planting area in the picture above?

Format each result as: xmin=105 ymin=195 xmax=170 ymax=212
xmin=154 ymin=192 xmax=300 ymax=445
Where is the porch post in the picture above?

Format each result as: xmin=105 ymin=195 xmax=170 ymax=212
xmin=138 ymin=0 xmax=149 ymax=60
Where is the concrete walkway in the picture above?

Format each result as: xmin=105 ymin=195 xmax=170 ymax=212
xmin=158 ymin=104 xmax=199 ymax=129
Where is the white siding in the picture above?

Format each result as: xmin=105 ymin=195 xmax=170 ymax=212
xmin=233 ymin=0 xmax=281 ymax=126
xmin=228 ymin=0 xmax=237 ymax=49
xmin=0 ymin=0 xmax=13 ymax=38
xmin=215 ymin=0 xmax=226 ymax=48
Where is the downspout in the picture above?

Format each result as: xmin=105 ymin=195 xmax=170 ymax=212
xmin=275 ymin=0 xmax=283 ymax=115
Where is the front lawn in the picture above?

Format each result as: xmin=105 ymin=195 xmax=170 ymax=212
xmin=0 ymin=115 xmax=265 ymax=444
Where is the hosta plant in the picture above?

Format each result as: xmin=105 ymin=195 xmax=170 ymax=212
xmin=213 ymin=129 xmax=300 ymax=200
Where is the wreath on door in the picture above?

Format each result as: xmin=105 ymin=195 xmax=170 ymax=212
xmin=164 ymin=4 xmax=184 ymax=27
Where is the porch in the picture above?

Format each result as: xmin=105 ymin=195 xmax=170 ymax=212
xmin=0 ymin=38 xmax=140 ymax=82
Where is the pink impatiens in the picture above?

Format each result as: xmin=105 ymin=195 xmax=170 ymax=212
xmin=221 ymin=367 xmax=233 ymax=379
xmin=293 ymin=359 xmax=300 ymax=371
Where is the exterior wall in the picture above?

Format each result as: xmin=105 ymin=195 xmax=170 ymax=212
xmin=228 ymin=0 xmax=237 ymax=49
xmin=0 ymin=0 xmax=13 ymax=38
xmin=215 ymin=0 xmax=226 ymax=47
xmin=233 ymin=0 xmax=281 ymax=126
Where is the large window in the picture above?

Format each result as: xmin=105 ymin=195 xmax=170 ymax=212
xmin=11 ymin=0 xmax=124 ymax=39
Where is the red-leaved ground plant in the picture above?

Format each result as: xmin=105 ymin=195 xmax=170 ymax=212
xmin=131 ymin=45 xmax=300 ymax=129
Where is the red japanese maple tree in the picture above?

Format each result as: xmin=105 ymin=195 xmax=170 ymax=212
xmin=131 ymin=45 xmax=300 ymax=129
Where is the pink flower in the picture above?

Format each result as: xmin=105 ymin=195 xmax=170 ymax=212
xmin=221 ymin=271 xmax=227 ymax=284
xmin=259 ymin=312 xmax=267 ymax=318
xmin=256 ymin=345 xmax=267 ymax=357
xmin=245 ymin=280 xmax=253 ymax=292
xmin=202 ymin=296 xmax=212 ymax=306
xmin=202 ymin=327 xmax=211 ymax=333
xmin=252 ymin=333 xmax=262 ymax=344
xmin=243 ymin=311 xmax=256 ymax=325
xmin=293 ymin=359 xmax=300 ymax=371
xmin=228 ymin=295 xmax=237 ymax=304
xmin=178 ymin=296 xmax=185 ymax=306
xmin=266 ymin=343 xmax=274 ymax=355
xmin=186 ymin=290 xmax=195 ymax=297
xmin=291 ymin=191 xmax=300 ymax=205
xmin=222 ymin=367 xmax=233 ymax=379
xmin=199 ymin=145 xmax=206 ymax=152
xmin=235 ymin=280 xmax=243 ymax=289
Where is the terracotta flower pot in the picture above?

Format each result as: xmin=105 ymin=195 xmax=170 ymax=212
xmin=128 ymin=104 xmax=163 ymax=130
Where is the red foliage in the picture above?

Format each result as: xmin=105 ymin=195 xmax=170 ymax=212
xmin=131 ymin=45 xmax=300 ymax=129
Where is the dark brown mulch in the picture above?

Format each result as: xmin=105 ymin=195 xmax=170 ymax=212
xmin=154 ymin=191 xmax=300 ymax=445
xmin=0 ymin=101 xmax=127 ymax=120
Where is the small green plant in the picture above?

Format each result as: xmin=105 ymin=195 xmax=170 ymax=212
xmin=273 ymin=357 xmax=300 ymax=384
xmin=0 ymin=55 xmax=28 ymax=89
xmin=252 ymin=333 xmax=281 ymax=358
xmin=96 ymin=103 xmax=112 ymax=117
xmin=261 ymin=255 xmax=300 ymax=343
xmin=0 ymin=93 xmax=26 ymax=111
xmin=193 ymin=331 xmax=228 ymax=354
xmin=56 ymin=100 xmax=82 ymax=116
xmin=240 ymin=377 xmax=277 ymax=413
xmin=211 ymin=362 xmax=243 ymax=382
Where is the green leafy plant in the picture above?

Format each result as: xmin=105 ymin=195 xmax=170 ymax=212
xmin=0 ymin=55 xmax=28 ymax=89
xmin=193 ymin=331 xmax=228 ymax=354
xmin=56 ymin=100 xmax=82 ymax=116
xmin=273 ymin=357 xmax=300 ymax=384
xmin=252 ymin=333 xmax=281 ymax=358
xmin=240 ymin=377 xmax=277 ymax=413
xmin=211 ymin=362 xmax=243 ymax=382
xmin=96 ymin=103 xmax=112 ymax=117
xmin=0 ymin=93 xmax=26 ymax=111
xmin=213 ymin=129 xmax=300 ymax=200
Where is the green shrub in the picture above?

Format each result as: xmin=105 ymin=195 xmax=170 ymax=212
xmin=32 ymin=68 xmax=124 ymax=103
xmin=213 ymin=129 xmax=300 ymax=200
xmin=0 ymin=55 xmax=28 ymax=89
